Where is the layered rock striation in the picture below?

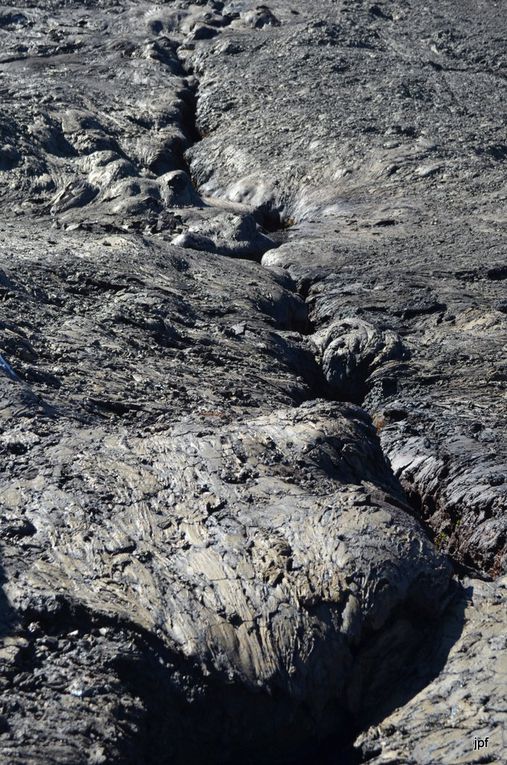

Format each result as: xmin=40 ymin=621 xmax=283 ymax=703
xmin=0 ymin=1 xmax=505 ymax=764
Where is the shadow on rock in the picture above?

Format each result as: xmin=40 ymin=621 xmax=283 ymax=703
xmin=0 ymin=557 xmax=16 ymax=639
xmin=113 ymin=645 xmax=355 ymax=765
xmin=349 ymin=578 xmax=468 ymax=732
xmin=278 ymin=579 xmax=468 ymax=765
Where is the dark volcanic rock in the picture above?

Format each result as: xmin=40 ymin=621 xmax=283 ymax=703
xmin=185 ymin=0 xmax=507 ymax=575
xmin=0 ymin=1 xmax=505 ymax=764
xmin=0 ymin=219 xmax=452 ymax=762
xmin=355 ymin=576 xmax=507 ymax=764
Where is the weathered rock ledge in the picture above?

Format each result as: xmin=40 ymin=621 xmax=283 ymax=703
xmin=0 ymin=1 xmax=505 ymax=763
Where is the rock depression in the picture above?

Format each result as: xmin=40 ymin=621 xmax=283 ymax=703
xmin=0 ymin=1 xmax=505 ymax=764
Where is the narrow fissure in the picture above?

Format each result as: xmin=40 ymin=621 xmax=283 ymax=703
xmin=173 ymin=18 xmax=456 ymax=538
xmin=403 ymin=484 xmax=494 ymax=581
xmin=0 ymin=2 xmax=501 ymax=765
xmin=166 ymin=32 xmax=462 ymax=765
xmin=178 ymin=74 xmax=204 ymax=184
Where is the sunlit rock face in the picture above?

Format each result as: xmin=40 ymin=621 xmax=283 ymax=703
xmin=0 ymin=1 xmax=505 ymax=763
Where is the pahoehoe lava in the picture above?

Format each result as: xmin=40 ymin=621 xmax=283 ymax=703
xmin=0 ymin=2 xmax=505 ymax=764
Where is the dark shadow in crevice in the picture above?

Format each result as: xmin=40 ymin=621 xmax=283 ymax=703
xmin=353 ymin=578 xmax=466 ymax=727
xmin=254 ymin=202 xmax=297 ymax=246
xmin=351 ymin=580 xmax=468 ymax=762
xmin=403 ymin=483 xmax=493 ymax=582
xmin=0 ymin=555 xmax=16 ymax=640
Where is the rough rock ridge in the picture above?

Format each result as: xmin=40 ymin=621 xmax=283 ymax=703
xmin=0 ymin=1 xmax=505 ymax=764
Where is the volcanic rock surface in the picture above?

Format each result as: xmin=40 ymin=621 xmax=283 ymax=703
xmin=0 ymin=1 xmax=505 ymax=764
xmin=356 ymin=576 xmax=507 ymax=765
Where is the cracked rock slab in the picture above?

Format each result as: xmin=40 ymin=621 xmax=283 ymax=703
xmin=0 ymin=1 xmax=505 ymax=763
xmin=0 ymin=216 xmax=451 ymax=762
xmin=1 ymin=391 xmax=451 ymax=762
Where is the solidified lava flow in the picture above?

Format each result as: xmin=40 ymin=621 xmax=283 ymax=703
xmin=0 ymin=2 xmax=505 ymax=764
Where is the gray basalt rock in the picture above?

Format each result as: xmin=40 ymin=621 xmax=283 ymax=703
xmin=172 ymin=210 xmax=275 ymax=257
xmin=313 ymin=318 xmax=406 ymax=403
xmin=185 ymin=0 xmax=507 ymax=574
xmin=355 ymin=577 xmax=507 ymax=764
xmin=0 ymin=0 xmax=505 ymax=763
xmin=0 ymin=220 xmax=451 ymax=763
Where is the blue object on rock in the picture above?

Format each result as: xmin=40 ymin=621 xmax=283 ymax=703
xmin=0 ymin=353 xmax=19 ymax=381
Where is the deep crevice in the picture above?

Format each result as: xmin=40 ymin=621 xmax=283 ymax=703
xmin=8 ymin=16 xmax=472 ymax=765
xmin=161 ymin=56 xmax=463 ymax=758
xmin=402 ymin=482 xmax=494 ymax=581
xmin=173 ymin=46 xmax=296 ymax=259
